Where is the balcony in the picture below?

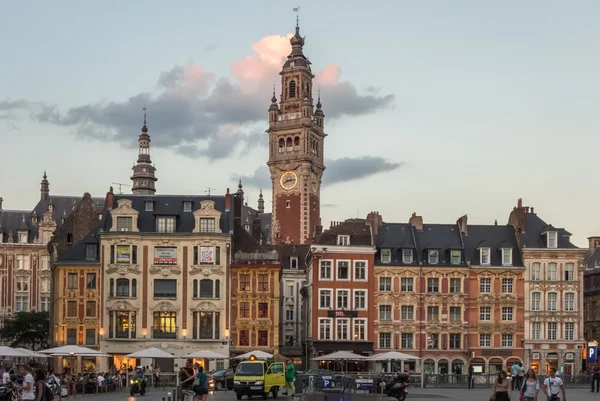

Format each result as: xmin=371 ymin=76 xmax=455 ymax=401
xmin=152 ymin=327 xmax=178 ymax=339
xmin=108 ymin=330 xmax=136 ymax=339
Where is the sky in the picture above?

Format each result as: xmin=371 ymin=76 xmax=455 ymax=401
xmin=1 ymin=0 xmax=599 ymax=247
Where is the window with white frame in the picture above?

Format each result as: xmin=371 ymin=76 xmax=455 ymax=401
xmin=428 ymin=249 xmax=439 ymax=264
xmin=319 ymin=289 xmax=332 ymax=309
xmin=40 ymin=278 xmax=50 ymax=293
xmin=480 ymin=248 xmax=491 ymax=265
xmin=479 ymin=277 xmax=491 ymax=293
xmin=502 ymin=248 xmax=513 ymax=266
xmin=354 ymin=290 xmax=367 ymax=310
xmin=353 ymin=319 xmax=366 ymax=340
xmin=18 ymin=231 xmax=28 ymax=243
xmin=379 ymin=333 xmax=391 ymax=349
xmin=480 ymin=306 xmax=491 ymax=321
xmin=319 ymin=260 xmax=332 ymax=280
xmin=427 ymin=278 xmax=439 ymax=292
xmin=450 ymin=306 xmax=461 ymax=322
xmin=565 ymin=322 xmax=575 ymax=341
xmin=501 ymin=278 xmax=513 ymax=293
xmin=16 ymin=255 xmax=30 ymax=270
xmin=479 ymin=334 xmax=491 ymax=347
xmin=400 ymin=278 xmax=413 ymax=292
xmin=337 ymin=235 xmax=350 ymax=246
xmin=337 ymin=261 xmax=350 ymax=280
xmin=318 ymin=318 xmax=332 ymax=340
xmin=501 ymin=307 xmax=513 ymax=321
xmin=501 ymin=334 xmax=513 ymax=347
xmin=401 ymin=333 xmax=413 ymax=349
xmin=547 ymin=231 xmax=558 ymax=248
xmin=531 ymin=322 xmax=541 ymax=340
xmin=380 ymin=249 xmax=391 ymax=264
xmin=40 ymin=296 xmax=49 ymax=312
xmin=379 ymin=305 xmax=392 ymax=320
xmin=547 ymin=292 xmax=557 ymax=311
xmin=354 ymin=261 xmax=367 ymax=281
xmin=401 ymin=305 xmax=414 ymax=320
xmin=183 ymin=201 xmax=192 ymax=212
xmin=449 ymin=333 xmax=461 ymax=349
xmin=41 ymin=257 xmax=49 ymax=271
xmin=565 ymin=293 xmax=575 ymax=311
xmin=565 ymin=263 xmax=575 ymax=281
xmin=548 ymin=263 xmax=557 ymax=281
xmin=290 ymin=257 xmax=298 ymax=269
xmin=15 ymin=296 xmax=29 ymax=312
xmin=402 ymin=249 xmax=413 ymax=264
xmin=15 ymin=277 xmax=29 ymax=292
xmin=531 ymin=292 xmax=541 ymax=311
xmin=379 ymin=277 xmax=391 ymax=292
xmin=337 ymin=290 xmax=349 ymax=309
xmin=450 ymin=250 xmax=461 ymax=264
xmin=547 ymin=322 xmax=557 ymax=340
xmin=531 ymin=263 xmax=541 ymax=281
xmin=449 ymin=278 xmax=461 ymax=293
xmin=145 ymin=201 xmax=154 ymax=211
xmin=336 ymin=318 xmax=349 ymax=340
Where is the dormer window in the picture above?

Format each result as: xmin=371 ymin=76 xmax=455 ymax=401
xmin=290 ymin=257 xmax=298 ymax=269
xmin=183 ymin=201 xmax=192 ymax=212
xmin=480 ymin=248 xmax=491 ymax=266
xmin=501 ymin=248 xmax=513 ymax=266
xmin=18 ymin=231 xmax=28 ymax=244
xmin=337 ymin=235 xmax=350 ymax=246
xmin=450 ymin=250 xmax=461 ymax=265
xmin=66 ymin=233 xmax=73 ymax=244
xmin=428 ymin=250 xmax=439 ymax=264
xmin=244 ymin=224 xmax=250 ymax=232
xmin=199 ymin=218 xmax=216 ymax=233
xmin=86 ymin=244 xmax=98 ymax=260
xmin=145 ymin=201 xmax=154 ymax=211
xmin=547 ymin=231 xmax=558 ymax=248
xmin=402 ymin=249 xmax=413 ymax=264
xmin=156 ymin=216 xmax=176 ymax=233
xmin=380 ymin=249 xmax=391 ymax=264
xmin=116 ymin=217 xmax=133 ymax=232
xmin=98 ymin=214 xmax=103 ymax=220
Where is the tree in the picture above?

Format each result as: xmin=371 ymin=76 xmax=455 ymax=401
xmin=0 ymin=311 xmax=49 ymax=350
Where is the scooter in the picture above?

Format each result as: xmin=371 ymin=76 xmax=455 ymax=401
xmin=130 ymin=376 xmax=147 ymax=396
xmin=0 ymin=382 xmax=20 ymax=401
xmin=383 ymin=373 xmax=409 ymax=401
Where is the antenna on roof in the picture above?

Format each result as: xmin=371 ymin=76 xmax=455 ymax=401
xmin=205 ymin=187 xmax=216 ymax=196
xmin=111 ymin=182 xmax=132 ymax=195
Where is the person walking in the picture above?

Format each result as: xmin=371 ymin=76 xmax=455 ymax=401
xmin=592 ymin=363 xmax=600 ymax=392
xmin=510 ymin=361 xmax=520 ymax=390
xmin=521 ymin=369 xmax=539 ymax=401
xmin=282 ymin=358 xmax=296 ymax=396
xmin=517 ymin=363 xmax=525 ymax=390
xmin=17 ymin=364 xmax=36 ymax=401
xmin=543 ymin=368 xmax=566 ymax=401
xmin=192 ymin=365 xmax=209 ymax=401
xmin=490 ymin=371 xmax=511 ymax=401
xmin=467 ymin=365 xmax=474 ymax=389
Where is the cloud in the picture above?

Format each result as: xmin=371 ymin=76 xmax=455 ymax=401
xmin=1 ymin=33 xmax=394 ymax=159
xmin=236 ymin=156 xmax=402 ymax=189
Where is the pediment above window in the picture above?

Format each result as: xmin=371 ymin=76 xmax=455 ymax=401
xmin=113 ymin=200 xmax=139 ymax=216
xmin=150 ymin=301 xmax=179 ymax=312
xmin=107 ymin=300 xmax=138 ymax=311
xmin=191 ymin=301 xmax=220 ymax=312
xmin=193 ymin=200 xmax=222 ymax=218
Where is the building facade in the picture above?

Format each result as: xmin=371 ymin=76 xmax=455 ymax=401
xmin=583 ymin=236 xmax=600 ymax=369
xmin=509 ymin=199 xmax=586 ymax=375
xmin=99 ymin=192 xmax=233 ymax=372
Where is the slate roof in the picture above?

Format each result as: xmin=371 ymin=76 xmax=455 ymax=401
xmin=241 ymin=204 xmax=272 ymax=244
xmin=103 ymin=195 xmax=233 ymax=234
xmin=520 ymin=213 xmax=578 ymax=249
xmin=463 ymin=225 xmax=524 ymax=267
xmin=58 ymin=224 xmax=101 ymax=265
xmin=314 ymin=218 xmax=373 ymax=246
xmin=586 ymin=248 xmax=600 ymax=269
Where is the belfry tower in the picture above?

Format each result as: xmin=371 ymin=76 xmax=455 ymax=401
xmin=267 ymin=21 xmax=326 ymax=245
xmin=131 ymin=109 xmax=158 ymax=195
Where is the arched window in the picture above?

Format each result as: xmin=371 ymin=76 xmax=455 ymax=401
xmin=215 ymin=279 xmax=221 ymax=298
xmin=294 ymin=136 xmax=300 ymax=146
xmin=200 ymin=279 xmax=213 ymax=298
xmin=193 ymin=279 xmax=198 ymax=298
xmin=286 ymin=137 xmax=293 ymax=149
xmin=278 ymin=138 xmax=285 ymax=152
xmin=132 ymin=279 xmax=137 ymax=297
xmin=116 ymin=278 xmax=129 ymax=297
xmin=109 ymin=279 xmax=114 ymax=297
xmin=289 ymin=80 xmax=296 ymax=98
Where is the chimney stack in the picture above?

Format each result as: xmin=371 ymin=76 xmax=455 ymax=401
xmin=366 ymin=211 xmax=384 ymax=236
xmin=105 ymin=187 xmax=115 ymax=210
xmin=409 ymin=212 xmax=423 ymax=231
xmin=589 ymin=236 xmax=600 ymax=255
xmin=225 ymin=188 xmax=231 ymax=211
xmin=531 ymin=207 xmax=534 ymax=214
xmin=517 ymin=198 xmax=523 ymax=208
xmin=456 ymin=215 xmax=468 ymax=234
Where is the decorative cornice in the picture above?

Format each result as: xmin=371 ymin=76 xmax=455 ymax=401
xmin=106 ymin=265 xmax=142 ymax=275
xmin=150 ymin=301 xmax=180 ymax=312
xmin=190 ymin=265 xmax=225 ymax=277
xmin=149 ymin=265 xmax=182 ymax=277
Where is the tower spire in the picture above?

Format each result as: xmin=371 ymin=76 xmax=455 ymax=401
xmin=258 ymin=189 xmax=265 ymax=214
xmin=40 ymin=170 xmax=49 ymax=201
xmin=293 ymin=6 xmax=300 ymax=28
xmin=130 ymin=107 xmax=158 ymax=195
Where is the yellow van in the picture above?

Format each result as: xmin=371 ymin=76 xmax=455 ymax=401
xmin=233 ymin=356 xmax=286 ymax=400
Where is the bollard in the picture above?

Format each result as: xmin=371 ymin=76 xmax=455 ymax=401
xmin=167 ymin=391 xmax=172 ymax=401
xmin=294 ymin=375 xmax=304 ymax=394
xmin=162 ymin=398 xmax=166 ymax=401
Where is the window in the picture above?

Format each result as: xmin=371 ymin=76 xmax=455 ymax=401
xmin=116 ymin=217 xmax=132 ymax=231
xmin=288 ymin=284 xmax=294 ymax=297
xmin=531 ymin=292 xmax=541 ymax=311
xmin=379 ymin=333 xmax=391 ymax=349
xmin=548 ymin=263 xmax=557 ymax=281
xmin=427 ymin=278 xmax=439 ymax=292
xmin=337 ymin=290 xmax=349 ymax=309
xmin=450 ymin=306 xmax=461 ymax=322
xmin=16 ymin=255 xmax=30 ymax=270
xmin=400 ymin=278 xmax=413 ymax=292
xmin=480 ymin=307 xmax=491 ymax=321
xmin=547 ymin=322 xmax=557 ymax=340
xmin=428 ymin=250 xmax=439 ymax=264
xmin=154 ymin=279 xmax=177 ymax=298
xmin=288 ymin=80 xmax=296 ymax=98
xmin=401 ymin=305 xmax=414 ymax=320
xmin=449 ymin=333 xmax=461 ymax=349
xmin=286 ymin=306 xmax=294 ymax=321
xmin=379 ymin=305 xmax=392 ymax=320
xmin=258 ymin=274 xmax=269 ymax=291
xmin=501 ymin=307 xmax=513 ymax=321
xmin=116 ymin=278 xmax=130 ymax=297
xmin=450 ymin=250 xmax=461 ymax=264
xmin=449 ymin=278 xmax=461 ymax=293
xmin=547 ymin=292 xmax=557 ymax=311
xmin=86 ymin=273 xmax=97 ymax=289
xmin=111 ymin=311 xmax=137 ymax=339
xmin=67 ymin=301 xmax=77 ymax=316
xmin=40 ymin=257 xmax=49 ymax=271
xmin=183 ymin=201 xmax=192 ymax=212
xmin=40 ymin=297 xmax=49 ymax=312
xmin=290 ymin=257 xmax=298 ymax=269
xmin=501 ymin=278 xmax=513 ymax=293
xmin=191 ymin=311 xmax=221 ymax=340
xmin=531 ymin=322 xmax=541 ymax=340
xmin=68 ymin=273 xmax=78 ymax=289
xmin=199 ymin=218 xmax=216 ymax=233
xmin=337 ymin=261 xmax=349 ymax=280
xmin=565 ymin=293 xmax=575 ymax=311
xmin=145 ymin=201 xmax=154 ymax=211
xmin=157 ymin=216 xmax=176 ymax=233
xmin=427 ymin=306 xmax=439 ymax=321
xmin=380 ymin=249 xmax=391 ymax=264
xmin=19 ymin=231 xmax=28 ymax=243
xmin=480 ymin=248 xmax=490 ymax=265
xmin=547 ymin=231 xmax=558 ymax=248
xmin=501 ymin=334 xmax=513 ymax=347
xmin=239 ymin=330 xmax=249 ymax=346
xmin=239 ymin=274 xmax=250 ymax=291
xmin=531 ymin=263 xmax=541 ymax=281
xmin=239 ymin=302 xmax=250 ymax=318
xmin=502 ymin=248 xmax=512 ymax=266
xmin=319 ymin=319 xmax=332 ymax=340
xmin=565 ymin=263 xmax=575 ymax=281
xmin=67 ymin=329 xmax=77 ymax=345
xmin=16 ymin=277 xmax=29 ymax=292
xmin=479 ymin=334 xmax=491 ymax=347
xmin=258 ymin=330 xmax=268 ymax=346
xmin=200 ymin=279 xmax=214 ymax=298
xmin=354 ymin=261 xmax=367 ymax=281
xmin=354 ymin=290 xmax=366 ymax=310
xmin=86 ymin=301 xmax=96 ymax=317
xmin=565 ymin=322 xmax=575 ymax=341
xmin=402 ymin=249 xmax=413 ymax=264
xmin=152 ymin=311 xmax=177 ymax=338
xmin=479 ymin=278 xmax=491 ymax=293
xmin=15 ymin=296 xmax=28 ymax=312
xmin=337 ymin=235 xmax=350 ymax=246
xmin=353 ymin=319 xmax=366 ymax=340
xmin=258 ymin=302 xmax=268 ymax=318
xmin=85 ymin=329 xmax=96 ymax=345
xmin=319 ymin=290 xmax=332 ymax=309
xmin=86 ymin=244 xmax=97 ymax=260
xmin=427 ymin=334 xmax=438 ymax=349
xmin=401 ymin=333 xmax=413 ymax=349
xmin=319 ymin=260 xmax=332 ymax=280
xmin=379 ymin=277 xmax=391 ymax=292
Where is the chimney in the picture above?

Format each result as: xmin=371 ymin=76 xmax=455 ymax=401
xmin=409 ymin=212 xmax=423 ymax=231
xmin=531 ymin=207 xmax=534 ymax=214
xmin=0 ymin=197 xmax=3 ymax=210
xmin=589 ymin=237 xmax=600 ymax=255
xmin=252 ymin=219 xmax=262 ymax=242
xmin=525 ymin=207 xmax=529 ymax=213
xmin=517 ymin=198 xmax=523 ymax=208
xmin=366 ymin=211 xmax=383 ymax=236
xmin=456 ymin=215 xmax=468 ymax=234
xmin=225 ymin=188 xmax=231 ymax=211
xmin=233 ymin=192 xmax=243 ymax=220
xmin=105 ymin=187 xmax=115 ymax=210
xmin=315 ymin=225 xmax=323 ymax=236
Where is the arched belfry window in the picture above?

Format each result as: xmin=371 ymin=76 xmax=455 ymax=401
xmin=278 ymin=138 xmax=285 ymax=153
xmin=289 ymin=80 xmax=296 ymax=98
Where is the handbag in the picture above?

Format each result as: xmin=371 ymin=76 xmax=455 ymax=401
xmin=519 ymin=393 xmax=524 ymax=401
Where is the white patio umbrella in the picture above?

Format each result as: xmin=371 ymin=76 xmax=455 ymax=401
xmin=0 ymin=346 xmax=29 ymax=358
xmin=314 ymin=351 xmax=367 ymax=361
xmin=233 ymin=350 xmax=273 ymax=360
xmin=183 ymin=350 xmax=228 ymax=359
xmin=126 ymin=348 xmax=176 ymax=359
xmin=14 ymin=348 xmax=50 ymax=358
xmin=39 ymin=345 xmax=104 ymax=356
xmin=367 ymin=352 xmax=420 ymax=361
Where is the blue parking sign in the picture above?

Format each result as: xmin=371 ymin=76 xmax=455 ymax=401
xmin=589 ymin=346 xmax=597 ymax=363
xmin=322 ymin=376 xmax=333 ymax=389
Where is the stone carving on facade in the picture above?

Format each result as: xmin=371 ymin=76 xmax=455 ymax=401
xmin=478 ymin=323 xmax=494 ymax=334
xmin=113 ymin=199 xmax=138 ymax=215
xmin=13 ymin=269 xmax=32 ymax=277
xmin=426 ymin=295 xmax=441 ymax=304
xmin=425 ymin=323 xmax=442 ymax=333
xmin=149 ymin=265 xmax=182 ymax=277
xmin=375 ymin=320 xmax=393 ymax=330
xmin=378 ymin=294 xmax=393 ymax=303
xmin=190 ymin=265 xmax=225 ymax=277
xmin=448 ymin=294 xmax=464 ymax=305
xmin=399 ymin=322 xmax=416 ymax=333
xmin=498 ymin=323 xmax=517 ymax=334
xmin=478 ymin=294 xmax=495 ymax=305
xmin=273 ymin=162 xmax=301 ymax=173
xmin=107 ymin=300 xmax=138 ymax=311
xmin=152 ymin=239 xmax=177 ymax=247
xmin=447 ymin=270 xmax=468 ymax=278
xmin=106 ymin=265 xmax=141 ymax=275
xmin=236 ymin=319 xmax=251 ymax=330
xmin=150 ymin=301 xmax=180 ymax=312
xmin=497 ymin=294 xmax=517 ymax=305
xmin=257 ymin=319 xmax=272 ymax=329
xmin=191 ymin=301 xmax=219 ymax=312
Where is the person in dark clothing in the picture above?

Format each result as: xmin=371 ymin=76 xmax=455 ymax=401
xmin=180 ymin=360 xmax=194 ymax=389
xmin=592 ymin=363 xmax=600 ymax=392
xmin=467 ymin=365 xmax=474 ymax=389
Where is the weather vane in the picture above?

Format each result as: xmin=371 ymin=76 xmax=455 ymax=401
xmin=293 ymin=6 xmax=300 ymax=27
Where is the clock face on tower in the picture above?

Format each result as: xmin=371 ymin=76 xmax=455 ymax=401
xmin=311 ymin=173 xmax=319 ymax=193
xmin=280 ymin=171 xmax=298 ymax=190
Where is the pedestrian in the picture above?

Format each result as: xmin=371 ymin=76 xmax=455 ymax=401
xmin=521 ymin=369 xmax=539 ymax=401
xmin=592 ymin=363 xmax=600 ymax=392
xmin=510 ymin=361 xmax=520 ymax=390
xmin=192 ymin=365 xmax=208 ymax=401
xmin=467 ymin=365 xmax=474 ymax=389
xmin=282 ymin=358 xmax=296 ymax=396
xmin=490 ymin=371 xmax=511 ymax=401
xmin=542 ymin=368 xmax=566 ymax=401
xmin=17 ymin=364 xmax=36 ymax=401
xmin=517 ymin=362 xmax=525 ymax=390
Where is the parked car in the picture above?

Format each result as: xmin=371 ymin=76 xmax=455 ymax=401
xmin=211 ymin=369 xmax=234 ymax=391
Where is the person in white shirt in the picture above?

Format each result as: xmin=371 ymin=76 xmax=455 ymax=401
xmin=543 ymin=368 xmax=566 ymax=401
xmin=2 ymin=370 xmax=9 ymax=383
xmin=97 ymin=374 xmax=105 ymax=392
xmin=16 ymin=364 xmax=35 ymax=400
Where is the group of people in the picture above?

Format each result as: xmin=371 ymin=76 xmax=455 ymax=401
xmin=492 ymin=364 xmax=566 ymax=401
xmin=13 ymin=364 xmax=51 ymax=401
xmin=179 ymin=359 xmax=209 ymax=401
